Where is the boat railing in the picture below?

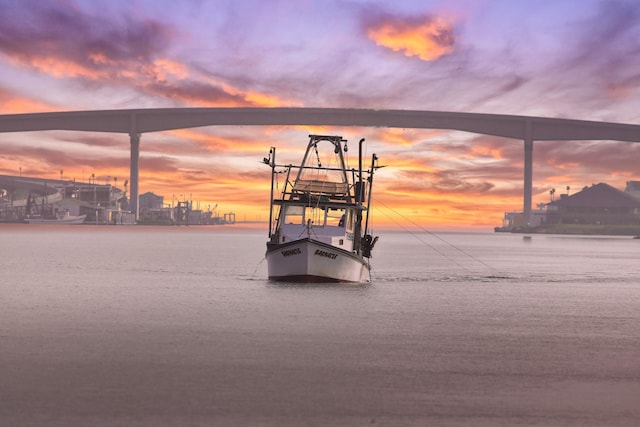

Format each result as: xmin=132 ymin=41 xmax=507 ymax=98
xmin=273 ymin=163 xmax=366 ymax=201
xmin=277 ymin=174 xmax=357 ymax=203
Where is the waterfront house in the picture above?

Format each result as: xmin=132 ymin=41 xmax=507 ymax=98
xmin=545 ymin=183 xmax=640 ymax=225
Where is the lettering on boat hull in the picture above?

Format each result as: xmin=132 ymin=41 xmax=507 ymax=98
xmin=281 ymin=248 xmax=301 ymax=257
xmin=314 ymin=249 xmax=338 ymax=259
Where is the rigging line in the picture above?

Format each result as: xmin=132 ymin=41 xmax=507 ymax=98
xmin=374 ymin=198 xmax=498 ymax=272
xmin=374 ymin=202 xmax=471 ymax=271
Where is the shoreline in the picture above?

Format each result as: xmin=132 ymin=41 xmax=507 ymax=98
xmin=498 ymin=224 xmax=640 ymax=237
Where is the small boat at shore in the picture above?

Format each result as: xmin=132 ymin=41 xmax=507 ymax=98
xmin=25 ymin=210 xmax=87 ymax=224
xmin=264 ymin=134 xmax=379 ymax=283
xmin=24 ymin=193 xmax=86 ymax=224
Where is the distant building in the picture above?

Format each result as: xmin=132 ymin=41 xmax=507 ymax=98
xmin=497 ymin=209 xmax=546 ymax=231
xmin=0 ymin=174 xmax=128 ymax=224
xmin=545 ymin=183 xmax=640 ymax=225
xmin=139 ymin=192 xmax=164 ymax=210
xmin=1 ymin=175 xmax=228 ymax=226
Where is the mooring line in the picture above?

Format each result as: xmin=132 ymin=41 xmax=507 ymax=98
xmin=250 ymin=256 xmax=266 ymax=280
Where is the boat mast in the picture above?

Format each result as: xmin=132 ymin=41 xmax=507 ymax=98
xmin=267 ymin=147 xmax=276 ymax=238
xmin=357 ymin=138 xmax=365 ymax=205
xmin=353 ymin=138 xmax=366 ymax=254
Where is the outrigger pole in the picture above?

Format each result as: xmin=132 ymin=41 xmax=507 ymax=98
xmin=357 ymin=138 xmax=365 ymax=204
xmin=364 ymin=153 xmax=377 ymax=236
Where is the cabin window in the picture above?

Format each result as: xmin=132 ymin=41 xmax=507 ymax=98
xmin=282 ymin=205 xmax=353 ymax=229
xmin=326 ymin=207 xmax=346 ymax=227
xmin=283 ymin=205 xmax=304 ymax=224
xmin=304 ymin=206 xmax=325 ymax=226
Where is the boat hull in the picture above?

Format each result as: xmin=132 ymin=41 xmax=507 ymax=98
xmin=25 ymin=215 xmax=87 ymax=224
xmin=266 ymin=238 xmax=370 ymax=283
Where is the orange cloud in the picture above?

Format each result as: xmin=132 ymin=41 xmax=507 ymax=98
xmin=366 ymin=15 xmax=455 ymax=61
xmin=375 ymin=128 xmax=443 ymax=147
xmin=88 ymin=52 xmax=116 ymax=66
xmin=22 ymin=55 xmax=104 ymax=80
xmin=468 ymin=144 xmax=504 ymax=160
xmin=372 ymin=187 xmax=511 ymax=228
xmin=0 ymin=97 xmax=53 ymax=114
xmin=152 ymin=58 xmax=189 ymax=81
xmin=243 ymin=91 xmax=291 ymax=108
xmin=201 ymin=75 xmax=301 ymax=108
xmin=166 ymin=128 xmax=267 ymax=153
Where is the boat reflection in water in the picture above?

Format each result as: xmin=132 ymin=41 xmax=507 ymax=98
xmin=264 ymin=135 xmax=379 ymax=283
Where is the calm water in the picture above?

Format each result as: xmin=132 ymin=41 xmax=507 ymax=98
xmin=1 ymin=225 xmax=639 ymax=426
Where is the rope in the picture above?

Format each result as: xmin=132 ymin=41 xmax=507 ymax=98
xmin=374 ymin=198 xmax=498 ymax=272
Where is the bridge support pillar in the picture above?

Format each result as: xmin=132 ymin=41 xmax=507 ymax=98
xmin=129 ymin=132 xmax=140 ymax=219
xmin=523 ymin=136 xmax=533 ymax=228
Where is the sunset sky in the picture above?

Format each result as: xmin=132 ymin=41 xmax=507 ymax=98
xmin=1 ymin=0 xmax=640 ymax=228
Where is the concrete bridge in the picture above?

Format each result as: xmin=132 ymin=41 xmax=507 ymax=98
xmin=2 ymin=107 xmax=639 ymax=224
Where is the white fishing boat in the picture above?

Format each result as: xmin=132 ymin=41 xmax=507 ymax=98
xmin=24 ymin=193 xmax=86 ymax=224
xmin=25 ymin=210 xmax=86 ymax=224
xmin=264 ymin=135 xmax=379 ymax=283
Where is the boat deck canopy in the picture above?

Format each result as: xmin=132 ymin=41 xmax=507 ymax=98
xmin=292 ymin=179 xmax=349 ymax=196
